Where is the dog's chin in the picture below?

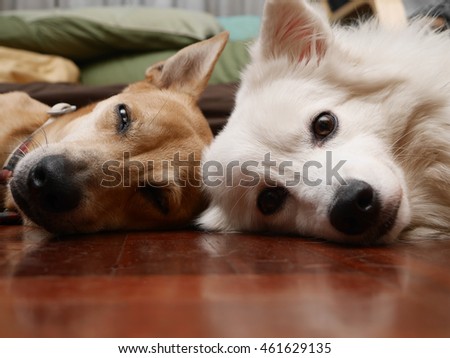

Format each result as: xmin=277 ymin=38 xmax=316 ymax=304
xmin=10 ymin=176 xmax=89 ymax=235
xmin=375 ymin=194 xmax=411 ymax=244
xmin=11 ymin=184 xmax=67 ymax=234
xmin=12 ymin=205 xmax=95 ymax=236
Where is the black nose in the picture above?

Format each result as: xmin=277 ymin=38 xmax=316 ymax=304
xmin=329 ymin=180 xmax=380 ymax=235
xmin=28 ymin=155 xmax=82 ymax=213
xmin=257 ymin=187 xmax=288 ymax=215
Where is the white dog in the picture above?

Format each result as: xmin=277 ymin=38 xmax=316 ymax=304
xmin=198 ymin=0 xmax=450 ymax=244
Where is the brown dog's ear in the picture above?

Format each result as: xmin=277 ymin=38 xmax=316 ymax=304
xmin=145 ymin=32 xmax=229 ymax=100
xmin=254 ymin=0 xmax=331 ymax=64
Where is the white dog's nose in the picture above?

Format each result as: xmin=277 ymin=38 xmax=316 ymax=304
xmin=329 ymin=180 xmax=380 ymax=236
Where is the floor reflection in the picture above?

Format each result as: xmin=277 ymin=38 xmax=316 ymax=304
xmin=0 ymin=227 xmax=449 ymax=337
xmin=0 ymin=226 xmax=53 ymax=277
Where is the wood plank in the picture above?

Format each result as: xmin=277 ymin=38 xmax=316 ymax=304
xmin=0 ymin=225 xmax=449 ymax=337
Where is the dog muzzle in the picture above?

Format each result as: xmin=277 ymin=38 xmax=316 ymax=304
xmin=0 ymin=102 xmax=76 ymax=224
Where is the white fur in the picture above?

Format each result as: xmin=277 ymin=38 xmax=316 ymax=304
xmin=198 ymin=0 xmax=450 ymax=244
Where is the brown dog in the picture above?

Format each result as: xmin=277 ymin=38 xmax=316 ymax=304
xmin=0 ymin=32 xmax=229 ymax=234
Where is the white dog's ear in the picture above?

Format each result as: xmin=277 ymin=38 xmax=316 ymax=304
xmin=145 ymin=32 xmax=229 ymax=100
xmin=256 ymin=0 xmax=331 ymax=64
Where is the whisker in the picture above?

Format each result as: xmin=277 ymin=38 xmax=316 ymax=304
xmin=229 ymin=187 xmax=252 ymax=220
xmin=39 ymin=127 xmax=49 ymax=147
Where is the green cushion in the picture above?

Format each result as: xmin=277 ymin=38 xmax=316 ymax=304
xmin=79 ymin=40 xmax=251 ymax=86
xmin=0 ymin=7 xmax=223 ymax=61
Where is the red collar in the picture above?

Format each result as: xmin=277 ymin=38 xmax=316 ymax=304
xmin=0 ymin=137 xmax=34 ymax=186
xmin=0 ymin=134 xmax=34 ymax=225
xmin=0 ymin=102 xmax=76 ymax=186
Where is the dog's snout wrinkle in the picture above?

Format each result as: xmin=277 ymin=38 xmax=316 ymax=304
xmin=329 ymin=180 xmax=380 ymax=236
xmin=28 ymin=155 xmax=82 ymax=213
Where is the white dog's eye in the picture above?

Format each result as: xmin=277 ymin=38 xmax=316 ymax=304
xmin=257 ymin=187 xmax=289 ymax=216
xmin=312 ymin=111 xmax=337 ymax=140
xmin=116 ymin=104 xmax=131 ymax=133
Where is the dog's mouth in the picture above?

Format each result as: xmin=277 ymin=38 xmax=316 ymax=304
xmin=375 ymin=201 xmax=401 ymax=239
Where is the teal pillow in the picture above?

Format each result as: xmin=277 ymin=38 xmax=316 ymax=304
xmin=217 ymin=16 xmax=261 ymax=42
xmin=0 ymin=7 xmax=223 ymax=61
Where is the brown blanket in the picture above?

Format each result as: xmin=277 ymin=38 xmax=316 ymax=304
xmin=0 ymin=82 xmax=236 ymax=134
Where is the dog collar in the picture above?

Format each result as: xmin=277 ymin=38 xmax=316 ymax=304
xmin=0 ymin=137 xmax=34 ymax=185
xmin=0 ymin=102 xmax=77 ymax=186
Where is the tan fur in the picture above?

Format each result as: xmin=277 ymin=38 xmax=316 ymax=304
xmin=1 ymin=32 xmax=229 ymax=234
xmin=0 ymin=93 xmax=50 ymax=209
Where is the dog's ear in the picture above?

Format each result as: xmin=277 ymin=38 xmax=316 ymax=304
xmin=145 ymin=32 xmax=229 ymax=100
xmin=255 ymin=0 xmax=331 ymax=64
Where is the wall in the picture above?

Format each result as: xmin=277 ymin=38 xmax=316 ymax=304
xmin=0 ymin=0 xmax=266 ymax=16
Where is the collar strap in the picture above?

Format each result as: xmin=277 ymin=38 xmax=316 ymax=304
xmin=0 ymin=137 xmax=34 ymax=185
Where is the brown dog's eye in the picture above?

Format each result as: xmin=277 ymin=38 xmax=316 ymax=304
xmin=312 ymin=111 xmax=338 ymax=140
xmin=140 ymin=185 xmax=169 ymax=215
xmin=116 ymin=104 xmax=131 ymax=134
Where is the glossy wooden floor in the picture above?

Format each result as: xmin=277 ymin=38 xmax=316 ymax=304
xmin=0 ymin=225 xmax=449 ymax=338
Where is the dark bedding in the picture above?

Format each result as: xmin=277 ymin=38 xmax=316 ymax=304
xmin=0 ymin=82 xmax=236 ymax=134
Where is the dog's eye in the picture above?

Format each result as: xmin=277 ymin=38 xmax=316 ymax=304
xmin=257 ymin=187 xmax=289 ymax=216
xmin=312 ymin=112 xmax=337 ymax=140
xmin=140 ymin=185 xmax=169 ymax=215
xmin=116 ymin=104 xmax=131 ymax=133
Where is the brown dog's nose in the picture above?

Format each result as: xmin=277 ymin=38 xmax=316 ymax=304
xmin=329 ymin=180 xmax=380 ymax=235
xmin=28 ymin=155 xmax=82 ymax=213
